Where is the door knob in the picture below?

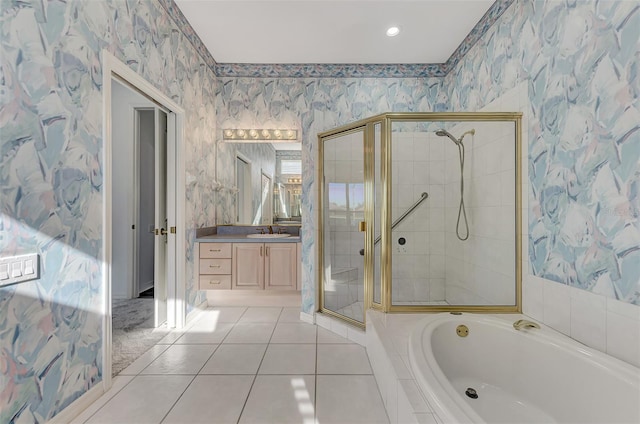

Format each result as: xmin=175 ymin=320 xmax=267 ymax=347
xmin=155 ymin=228 xmax=168 ymax=236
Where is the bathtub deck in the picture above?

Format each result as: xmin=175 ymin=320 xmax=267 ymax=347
xmin=365 ymin=311 xmax=524 ymax=424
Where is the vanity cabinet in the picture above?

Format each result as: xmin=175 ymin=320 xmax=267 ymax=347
xmin=264 ymin=243 xmax=298 ymax=290
xmin=232 ymin=242 xmax=297 ymax=290
xmin=197 ymin=241 xmax=299 ymax=291
xmin=198 ymin=243 xmax=232 ymax=289
xmin=232 ymin=244 xmax=264 ymax=289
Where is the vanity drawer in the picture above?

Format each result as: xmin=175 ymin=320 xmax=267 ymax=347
xmin=199 ymin=258 xmax=232 ymax=275
xmin=200 ymin=243 xmax=232 ymax=258
xmin=199 ymin=274 xmax=232 ymax=290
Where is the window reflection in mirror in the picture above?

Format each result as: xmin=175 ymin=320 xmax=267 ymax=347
xmin=274 ymin=151 xmax=302 ymax=224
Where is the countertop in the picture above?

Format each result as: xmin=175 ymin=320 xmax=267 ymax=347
xmin=195 ymin=234 xmax=301 ymax=243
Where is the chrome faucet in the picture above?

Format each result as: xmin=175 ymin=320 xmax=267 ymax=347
xmin=513 ymin=319 xmax=540 ymax=331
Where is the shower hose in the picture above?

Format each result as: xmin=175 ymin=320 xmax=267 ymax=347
xmin=456 ymin=143 xmax=470 ymax=241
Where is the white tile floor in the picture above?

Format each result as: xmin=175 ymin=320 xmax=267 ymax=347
xmin=73 ymin=306 xmax=389 ymax=424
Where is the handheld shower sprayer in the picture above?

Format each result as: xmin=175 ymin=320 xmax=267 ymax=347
xmin=435 ymin=129 xmax=475 ymax=145
xmin=435 ymin=129 xmax=462 ymax=145
xmin=435 ymin=128 xmax=476 ymax=241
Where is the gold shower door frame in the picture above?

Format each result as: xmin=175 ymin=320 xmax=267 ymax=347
xmin=318 ymin=112 xmax=523 ymax=328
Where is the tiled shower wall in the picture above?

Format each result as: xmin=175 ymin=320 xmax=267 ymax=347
xmin=391 ymin=132 xmax=445 ymax=303
xmin=444 ymin=120 xmax=517 ymax=305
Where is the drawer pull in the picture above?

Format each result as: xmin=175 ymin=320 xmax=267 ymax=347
xmin=209 ymin=249 xmax=222 ymax=252
xmin=209 ymin=280 xmax=221 ymax=285
xmin=209 ymin=265 xmax=221 ymax=268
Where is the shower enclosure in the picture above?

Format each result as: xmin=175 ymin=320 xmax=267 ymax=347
xmin=318 ymin=113 xmax=522 ymax=328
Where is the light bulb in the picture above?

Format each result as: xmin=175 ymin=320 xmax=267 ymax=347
xmin=386 ymin=27 xmax=400 ymax=37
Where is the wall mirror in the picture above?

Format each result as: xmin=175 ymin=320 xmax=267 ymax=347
xmin=216 ymin=140 xmax=301 ymax=225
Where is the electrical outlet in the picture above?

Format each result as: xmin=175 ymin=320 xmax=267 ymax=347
xmin=0 ymin=254 xmax=40 ymax=287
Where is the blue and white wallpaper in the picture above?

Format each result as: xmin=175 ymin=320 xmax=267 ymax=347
xmin=0 ymin=0 xmax=215 ymax=421
xmin=445 ymin=0 xmax=639 ymax=304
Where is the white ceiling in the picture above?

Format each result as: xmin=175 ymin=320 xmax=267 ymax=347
xmin=175 ymin=0 xmax=494 ymax=64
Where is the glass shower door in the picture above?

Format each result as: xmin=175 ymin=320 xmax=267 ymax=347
xmin=320 ymin=128 xmax=367 ymax=326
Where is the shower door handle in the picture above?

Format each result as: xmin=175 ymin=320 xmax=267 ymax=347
xmin=358 ymin=221 xmax=366 ymax=232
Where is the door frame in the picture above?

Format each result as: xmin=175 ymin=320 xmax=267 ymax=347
xmin=102 ymin=51 xmax=186 ymax=390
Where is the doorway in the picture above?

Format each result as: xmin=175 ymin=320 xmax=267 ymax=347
xmin=110 ymin=82 xmax=170 ymax=375
xmin=103 ymin=51 xmax=186 ymax=387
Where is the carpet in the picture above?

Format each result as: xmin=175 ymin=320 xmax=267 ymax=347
xmin=112 ymin=298 xmax=170 ymax=376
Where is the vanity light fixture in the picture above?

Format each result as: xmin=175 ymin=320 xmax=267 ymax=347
xmin=386 ymin=26 xmax=400 ymax=37
xmin=223 ymin=129 xmax=298 ymax=142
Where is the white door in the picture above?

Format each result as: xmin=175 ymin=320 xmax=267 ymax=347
xmin=154 ymin=109 xmax=168 ymax=327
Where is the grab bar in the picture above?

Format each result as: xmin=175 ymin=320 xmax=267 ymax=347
xmin=359 ymin=192 xmax=428 ymax=255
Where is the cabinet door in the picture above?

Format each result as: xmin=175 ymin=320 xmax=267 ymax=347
xmin=265 ymin=243 xmax=297 ymax=290
xmin=232 ymin=244 xmax=264 ymax=289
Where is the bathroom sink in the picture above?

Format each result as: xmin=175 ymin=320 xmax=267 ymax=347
xmin=246 ymin=234 xmax=291 ymax=239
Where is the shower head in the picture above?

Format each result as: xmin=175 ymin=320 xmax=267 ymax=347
xmin=435 ymin=128 xmax=476 ymax=145
xmin=435 ymin=129 xmax=462 ymax=146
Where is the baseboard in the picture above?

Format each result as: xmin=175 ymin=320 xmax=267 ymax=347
xmin=300 ymin=311 xmax=315 ymax=325
xmin=48 ymin=383 xmax=105 ymax=424
xmin=184 ymin=299 xmax=208 ymax=327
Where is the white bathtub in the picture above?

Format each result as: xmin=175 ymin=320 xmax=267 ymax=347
xmin=408 ymin=313 xmax=640 ymax=424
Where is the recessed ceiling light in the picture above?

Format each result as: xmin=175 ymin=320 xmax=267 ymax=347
xmin=386 ymin=27 xmax=400 ymax=37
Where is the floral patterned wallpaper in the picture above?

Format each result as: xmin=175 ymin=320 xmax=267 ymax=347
xmin=0 ymin=0 xmax=214 ymax=420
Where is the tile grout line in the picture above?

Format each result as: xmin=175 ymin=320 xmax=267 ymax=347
xmin=79 ymin=377 xmax=135 ymax=424
xmin=91 ymin=323 xmax=187 ymax=422
xmin=159 ymin=317 xmax=225 ymax=424
xmin=235 ymin=307 xmax=282 ymax=424
xmin=157 ymin=374 xmax=199 ymax=424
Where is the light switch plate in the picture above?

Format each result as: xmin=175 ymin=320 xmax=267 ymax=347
xmin=0 ymin=254 xmax=40 ymax=287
